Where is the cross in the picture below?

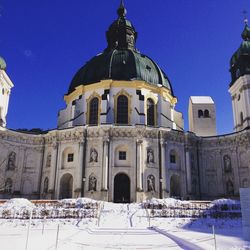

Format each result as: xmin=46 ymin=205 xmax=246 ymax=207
xmin=242 ymin=10 xmax=248 ymax=24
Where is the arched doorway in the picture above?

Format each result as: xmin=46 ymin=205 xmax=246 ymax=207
xmin=114 ymin=173 xmax=130 ymax=203
xmin=59 ymin=173 xmax=73 ymax=199
xmin=170 ymin=175 xmax=181 ymax=198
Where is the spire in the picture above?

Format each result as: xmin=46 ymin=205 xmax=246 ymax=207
xmin=242 ymin=10 xmax=250 ymax=41
xmin=117 ymin=0 xmax=127 ymax=18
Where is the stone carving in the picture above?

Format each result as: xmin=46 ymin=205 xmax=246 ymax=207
xmin=46 ymin=154 xmax=51 ymax=168
xmin=223 ymin=155 xmax=232 ymax=173
xmin=7 ymin=151 xmax=16 ymax=170
xmin=147 ymin=175 xmax=155 ymax=192
xmin=147 ymin=149 xmax=154 ymax=163
xmin=90 ymin=148 xmax=98 ymax=162
xmin=88 ymin=175 xmax=97 ymax=191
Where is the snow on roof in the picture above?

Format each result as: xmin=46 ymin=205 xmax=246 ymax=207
xmin=211 ymin=198 xmax=240 ymax=205
xmin=190 ymin=96 xmax=214 ymax=104
xmin=1 ymin=198 xmax=35 ymax=210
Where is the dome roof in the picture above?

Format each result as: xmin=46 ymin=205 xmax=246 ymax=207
xmin=68 ymin=1 xmax=173 ymax=96
xmin=68 ymin=49 xmax=173 ymax=94
xmin=230 ymin=24 xmax=250 ymax=67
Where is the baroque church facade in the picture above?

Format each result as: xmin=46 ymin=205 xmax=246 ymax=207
xmin=0 ymin=3 xmax=250 ymax=202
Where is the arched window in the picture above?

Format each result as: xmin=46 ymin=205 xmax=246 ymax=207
xmin=43 ymin=177 xmax=49 ymax=193
xmin=198 ymin=110 xmax=203 ymax=118
xmin=89 ymin=97 xmax=99 ymax=125
xmin=117 ymin=95 xmax=128 ymax=124
xmin=147 ymin=98 xmax=155 ymax=126
xmin=5 ymin=178 xmax=12 ymax=194
xmin=204 ymin=109 xmax=209 ymax=118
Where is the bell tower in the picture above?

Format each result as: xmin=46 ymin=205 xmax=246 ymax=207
xmin=229 ymin=20 xmax=250 ymax=131
xmin=0 ymin=57 xmax=14 ymax=128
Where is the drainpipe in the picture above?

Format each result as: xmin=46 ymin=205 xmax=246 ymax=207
xmin=158 ymin=131 xmax=163 ymax=199
xmin=38 ymin=137 xmax=46 ymax=198
xmin=81 ymin=128 xmax=87 ymax=197
xmin=53 ymin=142 xmax=59 ymax=199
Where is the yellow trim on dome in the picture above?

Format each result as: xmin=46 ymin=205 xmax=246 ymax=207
xmin=64 ymin=80 xmax=177 ymax=105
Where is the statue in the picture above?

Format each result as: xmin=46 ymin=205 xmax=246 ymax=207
xmin=223 ymin=155 xmax=232 ymax=173
xmin=7 ymin=152 xmax=16 ymax=170
xmin=89 ymin=175 xmax=97 ymax=191
xmin=90 ymin=148 xmax=98 ymax=162
xmin=147 ymin=149 xmax=154 ymax=163
xmin=147 ymin=175 xmax=155 ymax=192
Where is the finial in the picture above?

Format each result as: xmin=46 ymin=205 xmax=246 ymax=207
xmin=243 ymin=10 xmax=248 ymax=25
xmin=117 ymin=0 xmax=127 ymax=18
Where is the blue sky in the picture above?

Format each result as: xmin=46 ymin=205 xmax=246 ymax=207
xmin=0 ymin=0 xmax=249 ymax=134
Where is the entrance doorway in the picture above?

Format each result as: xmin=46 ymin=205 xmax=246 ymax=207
xmin=114 ymin=173 xmax=130 ymax=203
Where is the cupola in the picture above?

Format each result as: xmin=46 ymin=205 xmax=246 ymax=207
xmin=230 ymin=20 xmax=250 ymax=86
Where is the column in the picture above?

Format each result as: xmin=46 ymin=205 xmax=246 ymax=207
xmin=185 ymin=149 xmax=191 ymax=194
xmin=76 ymin=141 xmax=84 ymax=196
xmin=160 ymin=139 xmax=167 ymax=197
xmin=102 ymin=138 xmax=109 ymax=190
xmin=136 ymin=139 xmax=143 ymax=191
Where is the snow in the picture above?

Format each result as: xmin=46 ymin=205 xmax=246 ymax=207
xmin=190 ymin=96 xmax=214 ymax=104
xmin=0 ymin=198 xmax=249 ymax=250
xmin=1 ymin=198 xmax=35 ymax=210
xmin=211 ymin=198 xmax=240 ymax=205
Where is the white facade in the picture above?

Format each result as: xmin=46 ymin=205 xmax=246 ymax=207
xmin=0 ymin=4 xmax=249 ymax=202
xmin=229 ymin=75 xmax=250 ymax=132
xmin=188 ymin=96 xmax=216 ymax=136
xmin=0 ymin=67 xmax=14 ymax=128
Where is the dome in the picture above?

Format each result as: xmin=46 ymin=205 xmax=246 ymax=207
xmin=68 ymin=1 xmax=173 ymax=95
xmin=68 ymin=49 xmax=173 ymax=94
xmin=230 ymin=24 xmax=250 ymax=67
xmin=0 ymin=57 xmax=7 ymax=70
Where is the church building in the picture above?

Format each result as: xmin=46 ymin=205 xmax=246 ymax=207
xmin=0 ymin=2 xmax=249 ymax=202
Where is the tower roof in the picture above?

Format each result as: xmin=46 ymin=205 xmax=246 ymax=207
xmin=68 ymin=1 xmax=173 ymax=96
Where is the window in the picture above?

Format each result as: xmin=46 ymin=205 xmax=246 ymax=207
xmin=117 ymin=95 xmax=128 ymax=124
xmin=198 ymin=110 xmax=203 ymax=118
xmin=67 ymin=153 xmax=74 ymax=162
xmin=119 ymin=151 xmax=126 ymax=160
xmin=170 ymin=154 xmax=176 ymax=164
xmin=89 ymin=97 xmax=99 ymax=125
xmin=147 ymin=98 xmax=155 ymax=126
xmin=204 ymin=109 xmax=209 ymax=118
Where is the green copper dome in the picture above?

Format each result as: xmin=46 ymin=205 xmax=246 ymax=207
xmin=230 ymin=23 xmax=250 ymax=85
xmin=0 ymin=57 xmax=7 ymax=70
xmin=68 ymin=1 xmax=173 ymax=95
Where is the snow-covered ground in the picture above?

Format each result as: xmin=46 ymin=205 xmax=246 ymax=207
xmin=0 ymin=198 xmax=249 ymax=250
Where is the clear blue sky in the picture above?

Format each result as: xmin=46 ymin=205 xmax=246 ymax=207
xmin=1 ymin=0 xmax=249 ymax=134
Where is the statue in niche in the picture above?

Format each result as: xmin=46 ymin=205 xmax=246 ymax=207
xmin=46 ymin=154 xmax=51 ymax=168
xmin=223 ymin=155 xmax=232 ymax=173
xmin=90 ymin=148 xmax=98 ymax=162
xmin=147 ymin=175 xmax=155 ymax=192
xmin=88 ymin=175 xmax=97 ymax=191
xmin=7 ymin=152 xmax=16 ymax=170
xmin=147 ymin=149 xmax=154 ymax=163
xmin=226 ymin=180 xmax=234 ymax=196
